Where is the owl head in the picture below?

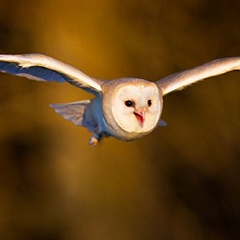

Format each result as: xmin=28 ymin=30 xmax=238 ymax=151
xmin=102 ymin=78 xmax=163 ymax=140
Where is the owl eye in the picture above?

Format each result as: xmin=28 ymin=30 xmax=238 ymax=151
xmin=125 ymin=100 xmax=134 ymax=107
xmin=147 ymin=99 xmax=152 ymax=107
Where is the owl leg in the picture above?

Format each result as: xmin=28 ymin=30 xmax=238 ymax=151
xmin=89 ymin=133 xmax=103 ymax=146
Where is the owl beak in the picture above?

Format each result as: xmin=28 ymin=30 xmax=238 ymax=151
xmin=134 ymin=109 xmax=146 ymax=127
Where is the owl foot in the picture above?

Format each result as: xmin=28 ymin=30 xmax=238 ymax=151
xmin=89 ymin=136 xmax=98 ymax=146
xmin=89 ymin=133 xmax=102 ymax=146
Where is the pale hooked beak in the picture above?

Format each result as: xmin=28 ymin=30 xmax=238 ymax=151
xmin=134 ymin=109 xmax=146 ymax=127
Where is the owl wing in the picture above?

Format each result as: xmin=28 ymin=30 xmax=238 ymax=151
xmin=156 ymin=57 xmax=240 ymax=95
xmin=50 ymin=100 xmax=97 ymax=132
xmin=0 ymin=53 xmax=103 ymax=95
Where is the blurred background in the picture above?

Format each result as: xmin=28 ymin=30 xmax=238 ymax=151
xmin=0 ymin=0 xmax=240 ymax=239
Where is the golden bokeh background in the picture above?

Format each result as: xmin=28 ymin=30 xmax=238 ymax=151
xmin=0 ymin=0 xmax=240 ymax=239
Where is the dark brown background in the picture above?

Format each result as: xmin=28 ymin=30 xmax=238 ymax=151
xmin=0 ymin=0 xmax=240 ymax=239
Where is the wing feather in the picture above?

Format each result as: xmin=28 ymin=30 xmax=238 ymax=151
xmin=50 ymin=100 xmax=97 ymax=132
xmin=0 ymin=53 xmax=103 ymax=94
xmin=157 ymin=57 xmax=240 ymax=95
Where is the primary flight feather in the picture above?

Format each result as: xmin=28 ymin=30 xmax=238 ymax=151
xmin=0 ymin=53 xmax=239 ymax=145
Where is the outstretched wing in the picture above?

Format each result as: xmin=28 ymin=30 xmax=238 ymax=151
xmin=157 ymin=57 xmax=240 ymax=95
xmin=0 ymin=53 xmax=103 ymax=94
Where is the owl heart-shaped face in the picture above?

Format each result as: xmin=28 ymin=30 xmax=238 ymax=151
xmin=108 ymin=79 xmax=162 ymax=135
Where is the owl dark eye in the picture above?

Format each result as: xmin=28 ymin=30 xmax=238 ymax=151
xmin=147 ymin=99 xmax=152 ymax=107
xmin=125 ymin=100 xmax=134 ymax=107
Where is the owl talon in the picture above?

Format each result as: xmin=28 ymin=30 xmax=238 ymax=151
xmin=89 ymin=136 xmax=99 ymax=146
xmin=89 ymin=133 xmax=102 ymax=146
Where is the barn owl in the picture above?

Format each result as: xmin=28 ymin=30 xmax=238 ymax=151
xmin=0 ymin=54 xmax=239 ymax=145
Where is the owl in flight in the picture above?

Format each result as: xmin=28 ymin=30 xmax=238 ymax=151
xmin=0 ymin=53 xmax=239 ymax=145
